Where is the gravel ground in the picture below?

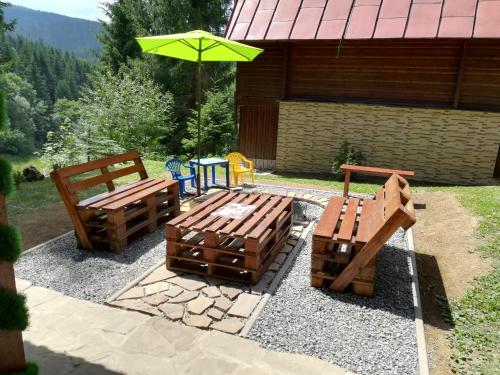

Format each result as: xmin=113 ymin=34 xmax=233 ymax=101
xmin=246 ymin=184 xmax=418 ymax=375
xmin=15 ymin=183 xmax=418 ymax=374
xmin=15 ymin=230 xmax=166 ymax=303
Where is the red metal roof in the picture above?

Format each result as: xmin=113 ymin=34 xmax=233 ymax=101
xmin=226 ymin=0 xmax=500 ymax=40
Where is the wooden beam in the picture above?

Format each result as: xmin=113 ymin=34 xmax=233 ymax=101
xmin=453 ymin=40 xmax=468 ymax=109
xmin=0 ymin=195 xmax=27 ymax=373
xmin=282 ymin=45 xmax=288 ymax=99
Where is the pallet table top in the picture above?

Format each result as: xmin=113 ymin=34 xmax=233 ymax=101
xmin=167 ymin=191 xmax=292 ymax=239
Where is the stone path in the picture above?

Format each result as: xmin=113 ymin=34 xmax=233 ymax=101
xmin=20 ymin=279 xmax=351 ymax=375
xmin=107 ymin=224 xmax=307 ymax=335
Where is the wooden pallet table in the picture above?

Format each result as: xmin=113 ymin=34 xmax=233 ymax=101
xmin=166 ymin=191 xmax=293 ymax=284
xmin=311 ymin=173 xmax=416 ymax=297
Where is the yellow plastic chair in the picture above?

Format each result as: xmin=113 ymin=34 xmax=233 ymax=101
xmin=226 ymin=152 xmax=255 ymax=186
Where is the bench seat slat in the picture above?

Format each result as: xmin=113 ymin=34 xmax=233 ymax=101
xmin=355 ymin=201 xmax=382 ymax=244
xmin=101 ymin=180 xmax=176 ymax=211
xmin=89 ymin=179 xmax=166 ymax=210
xmin=337 ymin=198 xmax=360 ymax=242
xmin=314 ymin=197 xmax=345 ymax=239
xmin=77 ymin=179 xmax=162 ymax=209
xmin=77 ymin=178 xmax=155 ymax=207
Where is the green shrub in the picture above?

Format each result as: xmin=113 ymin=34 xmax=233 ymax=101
xmin=0 ymin=226 xmax=22 ymax=263
xmin=0 ymin=157 xmax=14 ymax=196
xmin=331 ymin=141 xmax=366 ymax=179
xmin=0 ymin=289 xmax=29 ymax=330
xmin=0 ymin=130 xmax=34 ymax=156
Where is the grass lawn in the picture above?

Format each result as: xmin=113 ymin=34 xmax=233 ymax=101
xmin=2 ymin=154 xmax=499 ymax=373
xmin=444 ymin=186 xmax=499 ymax=374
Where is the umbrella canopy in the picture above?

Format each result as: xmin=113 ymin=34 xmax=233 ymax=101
xmin=136 ymin=30 xmax=263 ymax=62
xmin=136 ymin=30 xmax=263 ymax=196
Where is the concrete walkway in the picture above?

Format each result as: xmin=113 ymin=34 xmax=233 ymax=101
xmin=18 ymin=279 xmax=350 ymax=375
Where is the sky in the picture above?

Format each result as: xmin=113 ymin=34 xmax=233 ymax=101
xmin=9 ymin=0 xmax=107 ymax=21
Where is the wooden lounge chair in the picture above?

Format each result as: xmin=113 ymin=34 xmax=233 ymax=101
xmin=311 ymin=167 xmax=416 ymax=296
xmin=51 ymin=151 xmax=180 ymax=252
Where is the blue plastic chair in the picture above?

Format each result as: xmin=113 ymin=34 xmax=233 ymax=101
xmin=165 ymin=157 xmax=196 ymax=199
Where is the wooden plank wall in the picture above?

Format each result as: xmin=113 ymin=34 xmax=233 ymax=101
xmin=235 ymin=39 xmax=500 ymax=161
xmin=286 ymin=40 xmax=461 ymax=106
xmin=460 ymin=41 xmax=500 ymax=110
xmin=239 ymin=104 xmax=278 ymax=160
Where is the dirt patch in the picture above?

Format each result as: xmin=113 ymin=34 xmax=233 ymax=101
xmin=412 ymin=191 xmax=492 ymax=375
xmin=10 ymin=203 xmax=73 ymax=250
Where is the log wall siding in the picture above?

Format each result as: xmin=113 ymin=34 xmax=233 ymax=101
xmin=286 ymin=41 xmax=461 ymax=106
xmin=235 ymin=39 xmax=500 ymax=163
xmin=276 ymin=101 xmax=500 ymax=185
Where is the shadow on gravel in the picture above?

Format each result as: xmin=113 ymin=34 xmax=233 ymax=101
xmin=70 ymin=229 xmax=165 ymax=265
xmin=317 ymin=246 xmax=417 ymax=321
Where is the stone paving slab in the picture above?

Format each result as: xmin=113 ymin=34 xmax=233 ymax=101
xmin=22 ymin=282 xmax=350 ymax=375
xmin=107 ymin=226 xmax=306 ymax=336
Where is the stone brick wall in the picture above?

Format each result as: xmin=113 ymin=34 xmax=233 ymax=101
xmin=276 ymin=101 xmax=500 ymax=184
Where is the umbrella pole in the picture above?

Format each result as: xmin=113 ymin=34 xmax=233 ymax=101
xmin=196 ymin=54 xmax=202 ymax=196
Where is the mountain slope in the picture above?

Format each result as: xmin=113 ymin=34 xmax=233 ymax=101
xmin=4 ymin=5 xmax=102 ymax=61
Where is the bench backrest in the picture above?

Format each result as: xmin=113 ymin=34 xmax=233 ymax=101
xmin=377 ymin=173 xmax=415 ymax=231
xmin=50 ymin=151 xmax=148 ymax=206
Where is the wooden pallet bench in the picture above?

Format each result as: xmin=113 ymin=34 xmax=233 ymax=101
xmin=51 ymin=151 xmax=180 ymax=252
xmin=166 ymin=191 xmax=293 ymax=284
xmin=311 ymin=171 xmax=416 ymax=297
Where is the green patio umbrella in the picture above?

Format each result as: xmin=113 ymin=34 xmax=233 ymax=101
xmin=136 ymin=30 xmax=263 ymax=196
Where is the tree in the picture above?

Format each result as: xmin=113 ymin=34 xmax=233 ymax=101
xmin=98 ymin=0 xmax=234 ymax=155
xmin=0 ymin=33 xmax=94 ymax=155
xmin=80 ymin=66 xmax=175 ymax=157
xmin=183 ymin=84 xmax=236 ymax=156
xmin=0 ymin=72 xmax=45 ymax=152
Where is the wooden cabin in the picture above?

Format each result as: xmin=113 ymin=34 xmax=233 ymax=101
xmin=226 ymin=0 xmax=500 ymax=184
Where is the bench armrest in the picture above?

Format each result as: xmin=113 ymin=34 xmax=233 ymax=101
xmin=340 ymin=164 xmax=415 ymax=197
xmin=340 ymin=164 xmax=415 ymax=177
